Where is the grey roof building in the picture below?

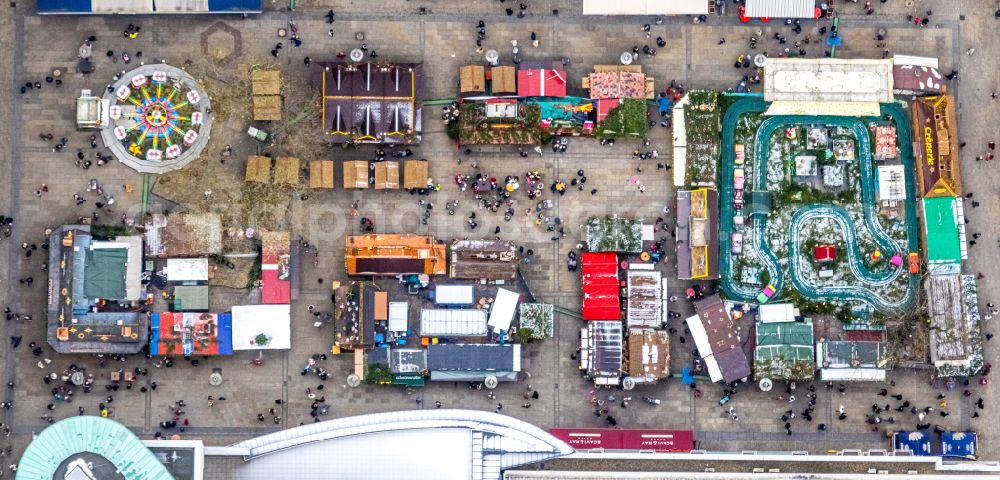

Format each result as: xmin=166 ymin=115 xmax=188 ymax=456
xmin=427 ymin=343 xmax=522 ymax=382
xmin=47 ymin=225 xmax=148 ymax=354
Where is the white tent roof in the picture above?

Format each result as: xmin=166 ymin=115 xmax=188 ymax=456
xmin=435 ymin=285 xmax=475 ymax=305
xmin=758 ymin=303 xmax=797 ymax=323
xmin=231 ymin=304 xmax=291 ymax=350
xmin=764 ymin=58 xmax=894 ymax=103
xmin=389 ymin=302 xmax=409 ymax=332
xmin=166 ymin=258 xmax=210 ymax=282
xmin=685 ymin=314 xmax=723 ymax=383
xmin=420 ymin=309 xmax=487 ymax=337
xmin=745 ymin=0 xmax=814 ymax=18
xmin=488 ymin=288 xmax=520 ymax=332
xmin=582 ymin=0 xmax=708 ymax=15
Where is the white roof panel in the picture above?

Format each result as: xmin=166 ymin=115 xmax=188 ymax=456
xmin=231 ymin=304 xmax=291 ymax=350
xmin=420 ymin=309 xmax=488 ymax=337
xmin=745 ymin=0 xmax=814 ymax=18
xmin=488 ymin=288 xmax=520 ymax=332
xmin=166 ymin=258 xmax=210 ymax=282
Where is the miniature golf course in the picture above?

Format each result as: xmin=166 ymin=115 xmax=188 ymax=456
xmin=718 ymin=95 xmax=920 ymax=314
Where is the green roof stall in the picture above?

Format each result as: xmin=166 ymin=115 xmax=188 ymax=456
xmin=922 ymin=197 xmax=963 ymax=275
xmin=754 ymin=319 xmax=815 ymax=381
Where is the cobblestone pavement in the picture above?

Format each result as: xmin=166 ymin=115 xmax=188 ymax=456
xmin=0 ymin=0 xmax=998 ymax=466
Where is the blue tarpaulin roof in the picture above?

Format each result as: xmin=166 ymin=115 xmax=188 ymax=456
xmin=894 ymin=431 xmax=932 ymax=456
xmin=38 ymin=0 xmax=260 ymax=13
xmin=942 ymin=431 xmax=977 ymax=459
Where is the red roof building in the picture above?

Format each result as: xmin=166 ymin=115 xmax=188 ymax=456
xmin=814 ymin=245 xmax=836 ymax=263
xmin=517 ymin=68 xmax=567 ymax=98
xmin=581 ymin=252 xmax=620 ymax=320
xmin=261 ymin=231 xmax=291 ymax=304
xmin=595 ymin=98 xmax=621 ymax=124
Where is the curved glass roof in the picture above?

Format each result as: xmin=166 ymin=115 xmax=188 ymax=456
xmin=17 ymin=417 xmax=172 ymax=480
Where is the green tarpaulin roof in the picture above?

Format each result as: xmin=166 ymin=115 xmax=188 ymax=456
xmin=83 ymin=248 xmax=128 ymax=300
xmin=922 ymin=197 xmax=961 ymax=265
xmin=173 ymin=285 xmax=210 ymax=311
xmin=756 ymin=321 xmax=814 ymax=347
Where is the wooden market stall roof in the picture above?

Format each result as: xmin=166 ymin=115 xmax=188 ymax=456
xmin=374 ymin=161 xmax=400 ymax=189
xmin=309 ymin=160 xmax=335 ymax=189
xmin=252 ymin=70 xmax=282 ymax=95
xmin=245 ymin=155 xmax=271 ymax=183
xmin=584 ymin=65 xmax=652 ymax=100
xmin=403 ymin=159 xmax=429 ymax=189
xmin=252 ymin=70 xmax=283 ymax=121
xmin=343 ymin=160 xmax=369 ymax=189
xmin=492 ymin=66 xmax=517 ymax=94
xmin=345 ymin=234 xmax=447 ymax=276
xmin=274 ymin=156 xmax=300 ymax=185
xmin=253 ymin=95 xmax=283 ymax=121
xmin=460 ymin=65 xmax=486 ymax=93
xmin=912 ymin=95 xmax=961 ymax=198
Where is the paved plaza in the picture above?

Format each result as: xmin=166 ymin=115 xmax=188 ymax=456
xmin=1 ymin=0 xmax=1000 ymax=470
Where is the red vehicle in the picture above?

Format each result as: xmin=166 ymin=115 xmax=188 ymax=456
xmin=909 ymin=252 xmax=919 ymax=274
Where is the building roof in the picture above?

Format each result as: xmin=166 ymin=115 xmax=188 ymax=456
xmin=227 ymin=409 xmax=570 ymax=480
xmin=83 ymin=245 xmax=128 ymax=300
xmin=173 ymin=284 xmax=210 ymax=311
xmin=676 ymin=189 xmax=720 ymax=280
xmin=492 ymin=66 xmax=517 ymax=94
xmin=892 ymin=64 xmax=944 ymax=95
xmin=419 ymin=309 xmax=488 ymax=337
xmin=427 ymin=344 xmax=521 ymax=373
xmin=912 ymin=95 xmax=961 ymax=197
xmin=251 ymin=70 xmax=281 ymax=95
xmin=745 ymin=0 xmax=815 ymax=18
xmin=625 ymin=329 xmax=670 ymax=381
xmin=333 ymin=282 xmax=378 ymax=351
xmin=151 ymin=312 xmax=233 ymax=355
xmin=877 ymin=164 xmax=906 ymax=201
xmin=926 ymin=275 xmax=982 ymax=373
xmin=754 ymin=320 xmax=815 ymax=381
xmin=517 ymin=68 xmax=567 ymax=98
xmin=586 ymin=217 xmax=643 ymax=253
xmin=581 ymin=252 xmax=620 ymax=320
xmin=626 ymin=270 xmax=662 ymax=328
xmin=818 ymin=340 xmax=887 ymax=370
xmin=374 ymin=161 xmax=400 ymax=189
xmin=813 ymin=245 xmax=836 ymax=262
xmin=345 ymin=234 xmax=447 ymax=276
xmin=165 ymin=257 xmax=210 ymax=282
xmin=584 ymin=320 xmax=623 ymax=379
xmin=273 ymin=156 xmax=300 ymax=185
xmin=245 ymin=155 xmax=271 ymax=183
xmin=231 ymin=304 xmax=291 ymax=350
xmin=587 ymin=71 xmax=647 ymax=100
xmin=343 ymin=160 xmax=370 ymax=189
xmin=309 ymin=160 xmax=335 ymax=189
xmin=460 ymin=65 xmax=485 ymax=93
xmin=18 ymin=417 xmax=173 ymax=480
xmin=261 ymin=231 xmax=291 ymax=304
xmin=688 ymin=294 xmax=750 ymax=383
xmin=763 ymin=58 xmax=894 ymax=103
xmin=922 ymin=197 xmax=961 ymax=272
xmin=449 ymin=239 xmax=519 ymax=280
xmin=319 ymin=62 xmax=420 ymax=145
xmin=403 ymin=159 xmax=429 ymax=189
xmin=47 ymin=226 xmax=147 ymax=354
xmin=144 ymin=212 xmax=223 ymax=258
xmin=875 ymin=125 xmax=897 ymax=159
xmin=582 ymin=0 xmax=708 ymax=14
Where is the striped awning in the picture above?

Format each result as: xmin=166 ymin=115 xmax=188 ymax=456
xmin=745 ymin=0 xmax=815 ymax=18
